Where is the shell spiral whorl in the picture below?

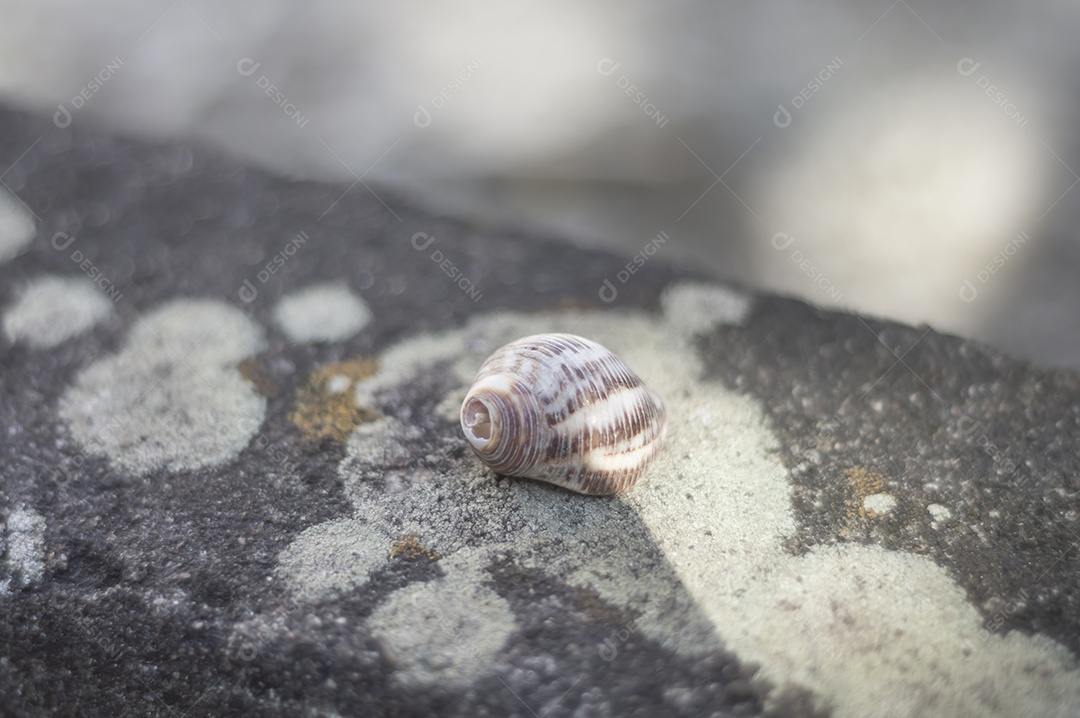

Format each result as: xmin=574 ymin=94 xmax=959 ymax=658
xmin=460 ymin=333 xmax=666 ymax=496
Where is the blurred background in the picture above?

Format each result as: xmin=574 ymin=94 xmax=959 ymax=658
xmin=2 ymin=0 xmax=1079 ymax=367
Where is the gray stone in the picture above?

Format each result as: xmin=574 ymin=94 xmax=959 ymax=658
xmin=1 ymin=103 xmax=1078 ymax=718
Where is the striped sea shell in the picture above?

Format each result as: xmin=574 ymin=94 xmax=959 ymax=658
xmin=459 ymin=333 xmax=667 ymax=495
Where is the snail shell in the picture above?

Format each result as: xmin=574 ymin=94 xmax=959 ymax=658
xmin=459 ymin=333 xmax=666 ymax=496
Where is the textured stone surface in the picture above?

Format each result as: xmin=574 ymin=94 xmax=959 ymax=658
xmin=1 ymin=104 xmax=1078 ymax=718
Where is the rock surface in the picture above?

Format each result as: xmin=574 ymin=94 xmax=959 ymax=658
xmin=1 ymin=105 xmax=1078 ymax=717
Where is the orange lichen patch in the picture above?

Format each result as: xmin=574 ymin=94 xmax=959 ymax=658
xmin=389 ymin=533 xmax=442 ymax=561
xmin=843 ymin=467 xmax=890 ymax=523
xmin=289 ymin=357 xmax=380 ymax=442
xmin=238 ymin=357 xmax=279 ymax=397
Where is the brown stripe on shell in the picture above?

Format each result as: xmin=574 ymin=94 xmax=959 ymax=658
xmin=460 ymin=333 xmax=667 ymax=496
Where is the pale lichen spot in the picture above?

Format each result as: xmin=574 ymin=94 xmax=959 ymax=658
xmin=273 ymin=282 xmax=372 ymax=343
xmin=0 ymin=188 xmax=35 ymax=265
xmin=928 ymin=503 xmax=952 ymax=525
xmin=3 ymin=275 xmax=113 ymax=349
xmin=435 ymin=385 xmax=469 ymax=424
xmin=326 ymin=374 xmax=351 ymax=394
xmin=276 ymin=518 xmax=389 ymax=601
xmin=353 ymin=329 xmax=467 ymax=410
xmin=660 ymin=280 xmax=752 ymax=335
xmin=368 ymin=559 xmax=515 ymax=687
xmin=862 ymin=492 xmax=897 ymax=515
xmin=59 ymin=298 xmax=266 ymax=475
xmin=5 ymin=507 xmax=46 ymax=588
